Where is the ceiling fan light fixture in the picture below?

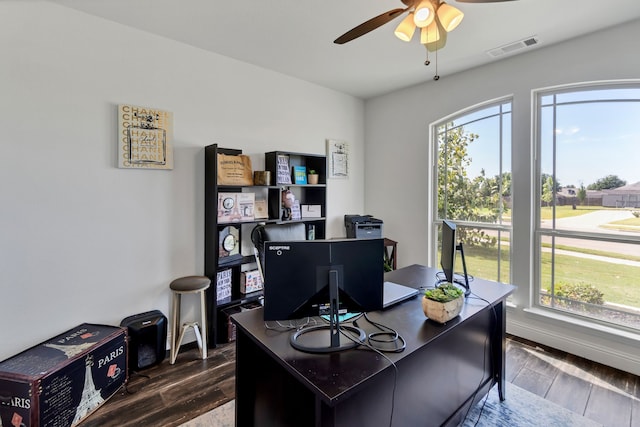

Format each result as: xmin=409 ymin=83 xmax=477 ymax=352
xmin=413 ymin=0 xmax=435 ymax=28
xmin=437 ymin=3 xmax=464 ymax=32
xmin=420 ymin=20 xmax=441 ymax=44
xmin=394 ymin=12 xmax=416 ymax=42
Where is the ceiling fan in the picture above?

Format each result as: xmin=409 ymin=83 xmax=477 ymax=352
xmin=334 ymin=0 xmax=516 ymax=52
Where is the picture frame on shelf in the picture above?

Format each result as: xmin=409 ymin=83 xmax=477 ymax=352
xmin=276 ymin=154 xmax=292 ymax=185
xmin=217 ymin=192 xmax=255 ymax=223
xmin=254 ymin=199 xmax=268 ymax=219
xmin=293 ymin=166 xmax=307 ymax=184
xmin=291 ymin=201 xmax=301 ymax=220
xmin=216 ymin=269 xmax=233 ymax=303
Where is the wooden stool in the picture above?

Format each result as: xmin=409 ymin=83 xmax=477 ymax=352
xmin=169 ymin=276 xmax=210 ymax=364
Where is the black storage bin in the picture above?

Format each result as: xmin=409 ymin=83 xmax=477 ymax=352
xmin=120 ymin=310 xmax=167 ymax=371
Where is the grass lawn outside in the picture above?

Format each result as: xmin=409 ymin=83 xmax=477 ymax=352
xmin=540 ymin=205 xmax=607 ymax=220
xmin=540 ymin=251 xmax=640 ymax=307
xmin=601 ymin=216 xmax=640 ymax=233
xmin=611 ymin=217 xmax=640 ymax=226
xmin=450 ymin=210 xmax=640 ymax=327
xmin=545 ymin=243 xmax=640 ymax=263
xmin=457 ymin=244 xmax=640 ymax=324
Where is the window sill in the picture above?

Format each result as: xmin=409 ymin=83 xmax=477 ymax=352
xmin=522 ymin=306 xmax=640 ymax=342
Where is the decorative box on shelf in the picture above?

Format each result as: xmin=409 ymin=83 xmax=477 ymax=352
xmin=240 ymin=270 xmax=264 ymax=294
xmin=217 ymin=192 xmax=255 ymax=223
xmin=301 ymin=205 xmax=322 ymax=218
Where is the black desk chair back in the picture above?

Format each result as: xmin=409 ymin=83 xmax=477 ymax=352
xmin=251 ymin=223 xmax=306 ymax=279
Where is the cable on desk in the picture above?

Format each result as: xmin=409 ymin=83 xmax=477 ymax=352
xmin=339 ymin=325 xmax=399 ymax=427
xmin=263 ymin=317 xmax=317 ymax=332
xmin=353 ymin=313 xmax=406 ymax=353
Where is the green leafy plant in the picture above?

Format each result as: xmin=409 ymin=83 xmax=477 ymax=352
xmin=308 ymin=169 xmax=317 ymax=175
xmin=541 ymin=281 xmax=605 ymax=314
xmin=553 ymin=281 xmax=604 ymax=305
xmin=425 ymin=283 xmax=463 ymax=303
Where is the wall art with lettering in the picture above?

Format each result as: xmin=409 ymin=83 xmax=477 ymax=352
xmin=327 ymin=139 xmax=349 ymax=179
xmin=117 ymin=104 xmax=173 ymax=169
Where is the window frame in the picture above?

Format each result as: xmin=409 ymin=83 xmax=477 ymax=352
xmin=532 ymin=80 xmax=640 ymax=330
xmin=428 ymin=96 xmax=513 ymax=283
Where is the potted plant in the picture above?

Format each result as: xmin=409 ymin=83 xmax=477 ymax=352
xmin=422 ymin=283 xmax=464 ymax=323
xmin=307 ymin=169 xmax=319 ymax=185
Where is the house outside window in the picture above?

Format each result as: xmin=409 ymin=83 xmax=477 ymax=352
xmin=431 ymin=98 xmax=512 ymax=284
xmin=534 ymin=82 xmax=640 ymax=330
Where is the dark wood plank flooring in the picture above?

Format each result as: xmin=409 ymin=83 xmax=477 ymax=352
xmin=506 ymin=336 xmax=640 ymax=427
xmin=80 ymin=343 xmax=236 ymax=427
xmin=82 ymin=335 xmax=640 ymax=427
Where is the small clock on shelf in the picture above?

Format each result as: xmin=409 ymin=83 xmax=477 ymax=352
xmin=222 ymin=196 xmax=235 ymax=210
xmin=219 ymin=225 xmax=241 ymax=265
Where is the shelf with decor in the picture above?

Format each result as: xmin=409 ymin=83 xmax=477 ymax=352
xmin=205 ymin=145 xmax=328 ymax=345
xmin=205 ymin=144 xmax=273 ymax=345
xmin=265 ymin=151 xmax=327 ymax=241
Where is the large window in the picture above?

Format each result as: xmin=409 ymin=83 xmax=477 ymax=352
xmin=535 ymin=83 xmax=640 ymax=330
xmin=432 ymin=99 xmax=512 ymax=284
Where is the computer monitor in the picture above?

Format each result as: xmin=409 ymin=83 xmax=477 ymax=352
xmin=263 ymin=238 xmax=384 ymax=353
xmin=440 ymin=220 xmax=470 ymax=297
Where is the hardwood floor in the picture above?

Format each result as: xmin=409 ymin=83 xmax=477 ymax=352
xmin=506 ymin=336 xmax=640 ymax=427
xmin=81 ymin=343 xmax=236 ymax=427
xmin=83 ymin=336 xmax=639 ymax=427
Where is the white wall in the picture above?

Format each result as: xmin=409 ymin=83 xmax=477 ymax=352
xmin=0 ymin=2 xmax=365 ymax=360
xmin=364 ymin=19 xmax=640 ymax=374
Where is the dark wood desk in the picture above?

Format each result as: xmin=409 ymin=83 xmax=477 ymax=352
xmin=231 ymin=264 xmax=515 ymax=427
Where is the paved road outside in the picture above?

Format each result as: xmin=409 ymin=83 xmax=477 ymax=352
xmin=548 ymin=209 xmax=635 ymax=234
xmin=540 ymin=209 xmax=639 ymax=259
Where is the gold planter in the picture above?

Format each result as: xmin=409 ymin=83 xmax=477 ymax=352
xmin=307 ymin=174 xmax=319 ymax=185
xmin=422 ymin=296 xmax=464 ymax=324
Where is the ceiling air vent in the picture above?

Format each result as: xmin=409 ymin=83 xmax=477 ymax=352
xmin=487 ymin=36 xmax=539 ymax=58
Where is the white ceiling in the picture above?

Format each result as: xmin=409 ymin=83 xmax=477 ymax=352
xmin=49 ymin=0 xmax=640 ymax=99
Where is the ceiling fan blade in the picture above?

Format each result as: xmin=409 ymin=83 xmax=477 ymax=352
xmin=455 ymin=0 xmax=517 ymax=3
xmin=334 ymin=8 xmax=409 ymax=44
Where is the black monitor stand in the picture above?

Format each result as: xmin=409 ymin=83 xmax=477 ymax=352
xmin=455 ymin=243 xmax=471 ymax=297
xmin=437 ymin=243 xmax=471 ymax=297
xmin=290 ymin=270 xmax=366 ymax=353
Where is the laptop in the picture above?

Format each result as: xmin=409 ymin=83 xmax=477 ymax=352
xmin=383 ymin=281 xmax=419 ymax=308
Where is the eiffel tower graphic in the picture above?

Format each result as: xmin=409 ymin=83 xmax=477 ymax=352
xmin=43 ymin=342 xmax=95 ymax=359
xmin=71 ymin=355 xmax=104 ymax=425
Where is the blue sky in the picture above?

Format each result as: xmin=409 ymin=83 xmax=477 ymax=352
xmin=455 ymin=97 xmax=640 ymax=189
xmin=549 ymin=101 xmax=640 ymax=187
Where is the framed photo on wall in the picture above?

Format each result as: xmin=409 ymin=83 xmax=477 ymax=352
xmin=327 ymin=139 xmax=349 ymax=179
xmin=117 ymin=104 xmax=173 ymax=170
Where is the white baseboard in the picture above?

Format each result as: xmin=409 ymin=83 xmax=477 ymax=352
xmin=507 ymin=316 xmax=640 ymax=376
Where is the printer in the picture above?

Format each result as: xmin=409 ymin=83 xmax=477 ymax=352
xmin=344 ymin=214 xmax=383 ymax=239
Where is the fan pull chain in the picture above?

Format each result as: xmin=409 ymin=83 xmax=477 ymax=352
xmin=433 ymin=47 xmax=440 ymax=81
